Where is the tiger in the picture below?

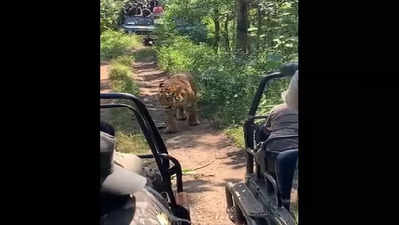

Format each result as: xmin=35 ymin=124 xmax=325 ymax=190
xmin=158 ymin=72 xmax=200 ymax=133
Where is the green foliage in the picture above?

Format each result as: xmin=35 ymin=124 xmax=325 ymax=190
xmin=104 ymin=106 xmax=151 ymax=155
xmin=157 ymin=0 xmax=209 ymax=43
xmin=115 ymin=131 xmax=151 ymax=154
xmin=176 ymin=24 xmax=209 ymax=43
xmin=109 ymin=62 xmax=140 ymax=95
xmin=159 ymin=0 xmax=297 ymax=55
xmin=110 ymin=55 xmax=134 ymax=67
xmin=109 ymin=61 xmax=132 ymax=80
xmin=155 ymin=0 xmax=298 ymax=128
xmin=156 ymin=36 xmax=214 ymax=73
xmin=133 ymin=48 xmax=157 ymax=62
xmin=255 ymin=0 xmax=298 ymax=60
xmin=257 ymin=78 xmax=290 ymax=116
xmin=100 ymin=0 xmax=127 ymax=33
xmin=105 ymin=61 xmax=147 ymax=154
xmin=225 ymin=126 xmax=245 ymax=149
xmin=156 ymin=37 xmax=287 ymax=126
xmin=100 ymin=30 xmax=142 ymax=61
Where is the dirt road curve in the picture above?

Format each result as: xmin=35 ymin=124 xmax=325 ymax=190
xmin=101 ymin=51 xmax=246 ymax=225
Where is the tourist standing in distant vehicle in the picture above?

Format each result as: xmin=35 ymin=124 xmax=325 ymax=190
xmin=153 ymin=5 xmax=164 ymax=15
xmin=149 ymin=0 xmax=159 ymax=12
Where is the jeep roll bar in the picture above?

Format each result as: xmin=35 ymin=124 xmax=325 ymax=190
xmin=245 ymin=63 xmax=298 ymax=175
xmin=100 ymin=93 xmax=183 ymax=206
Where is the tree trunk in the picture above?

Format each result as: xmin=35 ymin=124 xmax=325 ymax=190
xmin=223 ymin=16 xmax=230 ymax=52
xmin=232 ymin=1 xmax=237 ymax=52
xmin=256 ymin=7 xmax=263 ymax=52
xmin=264 ymin=11 xmax=273 ymax=49
xmin=236 ymin=0 xmax=249 ymax=55
xmin=213 ymin=13 xmax=220 ymax=52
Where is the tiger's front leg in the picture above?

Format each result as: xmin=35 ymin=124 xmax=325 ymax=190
xmin=187 ymin=104 xmax=200 ymax=126
xmin=176 ymin=106 xmax=187 ymax=121
xmin=165 ymin=108 xmax=178 ymax=133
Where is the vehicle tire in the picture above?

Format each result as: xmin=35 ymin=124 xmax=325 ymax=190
xmin=228 ymin=205 xmax=245 ymax=225
xmin=175 ymin=192 xmax=191 ymax=224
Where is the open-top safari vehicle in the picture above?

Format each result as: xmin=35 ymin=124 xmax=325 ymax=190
xmin=225 ymin=63 xmax=299 ymax=225
xmin=120 ymin=0 xmax=165 ymax=45
xmin=100 ymin=93 xmax=190 ymax=225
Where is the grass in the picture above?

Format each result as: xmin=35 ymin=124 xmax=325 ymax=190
xmin=133 ymin=48 xmax=157 ymax=62
xmin=109 ymin=62 xmax=132 ymax=80
xmin=109 ymin=61 xmax=140 ymax=95
xmin=114 ymin=131 xmax=151 ymax=154
xmin=100 ymin=30 xmax=143 ymax=62
xmin=100 ymin=30 xmax=154 ymax=155
xmin=225 ymin=126 xmax=245 ymax=149
xmin=103 ymin=107 xmax=151 ymax=155
xmin=110 ymin=55 xmax=134 ymax=67
xmin=102 ymin=54 xmax=149 ymax=155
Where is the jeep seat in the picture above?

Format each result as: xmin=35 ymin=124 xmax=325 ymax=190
xmin=255 ymin=147 xmax=298 ymax=209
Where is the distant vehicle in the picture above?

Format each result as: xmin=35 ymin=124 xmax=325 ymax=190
xmin=121 ymin=16 xmax=155 ymax=35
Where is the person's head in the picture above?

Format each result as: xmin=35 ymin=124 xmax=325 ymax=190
xmin=282 ymin=70 xmax=298 ymax=112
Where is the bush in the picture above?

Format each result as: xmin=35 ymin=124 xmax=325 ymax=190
xmin=109 ymin=62 xmax=139 ymax=95
xmin=257 ymin=78 xmax=290 ymax=116
xmin=109 ymin=62 xmax=131 ymax=79
xmin=101 ymin=30 xmax=142 ymax=61
xmin=156 ymin=36 xmax=287 ymax=126
xmin=196 ymin=57 xmax=260 ymax=126
xmin=104 ymin=107 xmax=151 ymax=155
xmin=133 ymin=48 xmax=157 ymax=62
xmin=111 ymin=55 xmax=134 ymax=67
xmin=225 ymin=126 xmax=245 ymax=149
xmin=115 ymin=131 xmax=151 ymax=154
xmin=100 ymin=0 xmax=127 ymax=33
xmin=156 ymin=36 xmax=215 ymax=73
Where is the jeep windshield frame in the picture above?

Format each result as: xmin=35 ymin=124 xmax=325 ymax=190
xmin=100 ymin=93 xmax=183 ymax=207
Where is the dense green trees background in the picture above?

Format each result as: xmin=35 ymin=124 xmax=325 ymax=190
xmin=155 ymin=0 xmax=297 ymax=59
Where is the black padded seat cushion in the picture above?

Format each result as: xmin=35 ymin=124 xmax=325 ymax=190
xmin=274 ymin=149 xmax=298 ymax=201
xmin=256 ymin=148 xmax=298 ymax=207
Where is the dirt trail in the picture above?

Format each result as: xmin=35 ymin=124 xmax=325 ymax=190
xmin=100 ymin=63 xmax=111 ymax=93
xmin=101 ymin=50 xmax=246 ymax=225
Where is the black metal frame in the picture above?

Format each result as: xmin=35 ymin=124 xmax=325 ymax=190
xmin=245 ymin=63 xmax=298 ymax=176
xmin=100 ymin=93 xmax=184 ymax=208
xmin=225 ymin=63 xmax=298 ymax=225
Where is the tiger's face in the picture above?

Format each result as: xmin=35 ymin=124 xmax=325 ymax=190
xmin=159 ymin=82 xmax=184 ymax=108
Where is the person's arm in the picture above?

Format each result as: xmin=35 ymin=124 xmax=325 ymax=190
xmin=285 ymin=71 xmax=298 ymax=111
xmin=263 ymin=105 xmax=279 ymax=133
xmin=257 ymin=108 xmax=275 ymax=142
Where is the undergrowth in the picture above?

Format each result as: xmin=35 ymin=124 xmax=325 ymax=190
xmin=100 ymin=32 xmax=150 ymax=155
xmin=155 ymin=36 xmax=290 ymax=128
xmin=100 ymin=30 xmax=142 ymax=62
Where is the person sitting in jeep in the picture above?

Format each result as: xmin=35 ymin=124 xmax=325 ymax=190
xmin=260 ymin=70 xmax=298 ymax=152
